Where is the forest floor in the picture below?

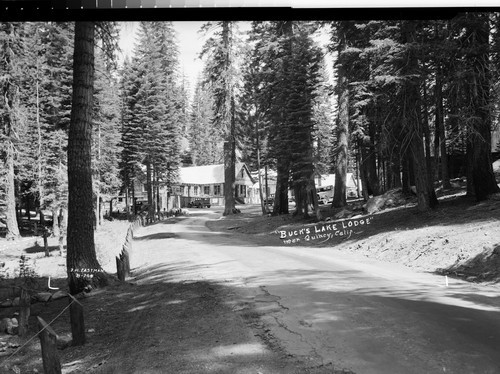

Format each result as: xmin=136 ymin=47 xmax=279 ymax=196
xmin=1 ymin=173 xmax=500 ymax=373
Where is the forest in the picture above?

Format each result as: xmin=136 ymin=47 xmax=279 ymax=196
xmin=1 ymin=15 xmax=500 ymax=292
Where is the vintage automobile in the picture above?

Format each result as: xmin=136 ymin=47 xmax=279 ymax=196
xmin=188 ymin=198 xmax=211 ymax=208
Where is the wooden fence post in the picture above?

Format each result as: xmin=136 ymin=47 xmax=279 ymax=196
xmin=68 ymin=294 xmax=85 ymax=346
xmin=37 ymin=316 xmax=61 ymax=374
xmin=43 ymin=228 xmax=49 ymax=257
xmin=18 ymin=288 xmax=30 ymax=337
xmin=116 ymin=256 xmax=125 ymax=281
xmin=121 ymin=248 xmax=130 ymax=277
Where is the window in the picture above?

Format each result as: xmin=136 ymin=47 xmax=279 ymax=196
xmin=204 ymin=185 xmax=210 ymax=195
xmin=214 ymin=184 xmax=221 ymax=196
xmin=194 ymin=186 xmax=199 ymax=196
xmin=240 ymin=185 xmax=247 ymax=197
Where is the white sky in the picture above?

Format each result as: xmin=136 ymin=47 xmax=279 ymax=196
xmin=118 ymin=21 xmax=206 ymax=95
xmin=117 ymin=21 xmax=334 ymax=99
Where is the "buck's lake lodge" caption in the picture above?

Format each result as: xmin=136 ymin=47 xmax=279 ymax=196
xmin=278 ymin=216 xmax=373 ymax=244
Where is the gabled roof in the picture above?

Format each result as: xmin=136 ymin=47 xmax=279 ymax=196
xmin=179 ymin=163 xmax=254 ymax=185
xmin=317 ymin=173 xmax=358 ymax=189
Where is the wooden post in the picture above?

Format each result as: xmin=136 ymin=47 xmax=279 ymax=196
xmin=37 ymin=316 xmax=61 ymax=374
xmin=68 ymin=294 xmax=85 ymax=346
xmin=116 ymin=256 xmax=125 ymax=281
xmin=121 ymin=248 xmax=130 ymax=276
xmin=19 ymin=288 xmax=31 ymax=337
xmin=43 ymin=228 xmax=49 ymax=257
xmin=34 ymin=222 xmax=38 ymax=235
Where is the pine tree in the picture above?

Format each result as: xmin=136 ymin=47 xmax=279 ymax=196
xmin=331 ymin=21 xmax=351 ymax=208
xmin=460 ymin=13 xmax=500 ymax=200
xmin=67 ymin=21 xmax=105 ymax=294
xmin=0 ymin=22 xmax=25 ymax=239
xmin=200 ymin=21 xmax=241 ymax=215
xmin=286 ymin=26 xmax=322 ymax=218
xmin=93 ymin=48 xmax=122 ymax=227
xmin=189 ymin=76 xmax=221 ymax=165
xmin=120 ymin=22 xmax=182 ymax=218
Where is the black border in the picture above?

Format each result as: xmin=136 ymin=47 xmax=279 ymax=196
xmin=1 ymin=3 xmax=492 ymax=22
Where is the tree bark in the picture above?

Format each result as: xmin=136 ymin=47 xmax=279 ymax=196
xmin=52 ymin=208 xmax=60 ymax=238
xmin=434 ymin=62 xmax=451 ymax=189
xmin=67 ymin=22 xmax=105 ymax=295
xmin=464 ymin=13 xmax=500 ymax=201
xmin=223 ymin=96 xmax=237 ymax=216
xmin=332 ymin=71 xmax=349 ymax=208
xmin=146 ymin=159 xmax=153 ymax=221
xmin=1 ymin=23 xmax=20 ymax=240
xmin=401 ymin=20 xmax=437 ymax=211
xmin=59 ymin=208 xmax=67 ymax=256
xmin=4 ymin=141 xmax=20 ymax=239
xmin=274 ymin=157 xmax=290 ymax=215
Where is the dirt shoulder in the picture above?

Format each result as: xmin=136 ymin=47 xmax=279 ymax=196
xmin=207 ymin=191 xmax=500 ymax=284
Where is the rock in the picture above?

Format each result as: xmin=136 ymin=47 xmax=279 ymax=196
xmin=5 ymin=318 xmax=18 ymax=335
xmin=51 ymin=291 xmax=68 ymax=301
xmin=1 ymin=300 xmax=13 ymax=308
xmin=57 ymin=334 xmax=72 ymax=350
xmin=334 ymin=209 xmax=354 ymax=219
xmin=11 ymin=297 xmax=19 ymax=307
xmin=365 ymin=195 xmax=385 ymax=214
xmin=33 ymin=292 xmax=52 ymax=303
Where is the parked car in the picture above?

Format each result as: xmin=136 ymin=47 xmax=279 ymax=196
xmin=188 ymin=198 xmax=211 ymax=208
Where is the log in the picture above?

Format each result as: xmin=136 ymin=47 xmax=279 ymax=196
xmin=68 ymin=294 xmax=85 ymax=346
xmin=18 ymin=288 xmax=30 ymax=337
xmin=37 ymin=316 xmax=61 ymax=374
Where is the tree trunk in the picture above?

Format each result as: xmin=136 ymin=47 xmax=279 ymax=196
xmin=94 ymin=189 xmax=100 ymax=230
xmin=256 ymin=122 xmax=267 ymax=215
xmin=125 ymin=187 xmax=130 ymax=219
xmin=434 ymin=62 xmax=451 ymax=189
xmin=274 ymin=157 xmax=290 ymax=215
xmin=52 ymin=208 xmax=60 ymax=238
xmin=146 ymin=159 xmax=153 ymax=221
xmin=332 ymin=48 xmax=349 ymax=208
xmin=464 ymin=13 xmax=500 ymax=201
xmin=421 ymin=80 xmax=434 ymax=189
xmin=223 ymin=139 xmax=236 ymax=215
xmin=67 ymin=21 xmax=105 ymax=295
xmin=59 ymin=208 xmax=67 ymax=256
xmin=401 ymin=20 xmax=437 ymax=211
xmin=223 ymin=97 xmax=237 ymax=216
xmin=4 ymin=141 xmax=20 ymax=240
xmin=1 ymin=23 xmax=21 ymax=240
xmin=360 ymin=144 xmax=379 ymax=197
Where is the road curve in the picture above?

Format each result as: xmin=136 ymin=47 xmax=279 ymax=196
xmin=131 ymin=210 xmax=500 ymax=374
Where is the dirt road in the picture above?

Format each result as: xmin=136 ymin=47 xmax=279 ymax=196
xmin=100 ymin=209 xmax=500 ymax=374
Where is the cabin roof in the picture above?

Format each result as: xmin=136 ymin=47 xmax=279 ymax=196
xmin=179 ymin=163 xmax=254 ymax=185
